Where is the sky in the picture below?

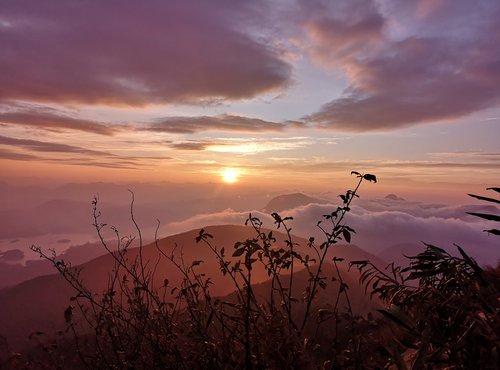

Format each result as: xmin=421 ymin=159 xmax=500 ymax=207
xmin=1 ymin=0 xmax=500 ymax=198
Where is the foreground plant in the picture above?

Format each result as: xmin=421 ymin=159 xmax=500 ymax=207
xmin=7 ymin=177 xmax=499 ymax=369
xmin=351 ymin=243 xmax=499 ymax=369
xmin=18 ymin=171 xmax=376 ymax=369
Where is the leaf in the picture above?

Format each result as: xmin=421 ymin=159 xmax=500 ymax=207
xmin=407 ymin=270 xmax=443 ymax=279
xmin=232 ymin=248 xmax=245 ymax=257
xmin=191 ymin=260 xmax=203 ymax=267
xmin=351 ymin=171 xmax=361 ymax=176
xmin=467 ymin=193 xmax=500 ymax=204
xmin=466 ymin=212 xmax=500 ymax=222
xmin=363 ymin=174 xmax=377 ymax=183
xmin=487 ymin=187 xmax=500 ymax=193
xmin=195 ymin=228 xmax=213 ymax=242
xmin=64 ymin=306 xmax=73 ymax=323
xmin=342 ymin=229 xmax=351 ymax=243
xmin=455 ymin=244 xmax=484 ymax=277
xmin=422 ymin=243 xmax=447 ymax=254
xmin=484 ymin=228 xmax=500 ymax=236
xmin=350 ymin=260 xmax=368 ymax=266
xmin=271 ymin=212 xmax=282 ymax=224
xmin=378 ymin=306 xmax=413 ymax=331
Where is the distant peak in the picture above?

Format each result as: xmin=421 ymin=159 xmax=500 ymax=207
xmin=385 ymin=194 xmax=405 ymax=201
xmin=263 ymin=193 xmax=324 ymax=213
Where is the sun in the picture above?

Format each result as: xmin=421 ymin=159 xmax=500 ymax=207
xmin=221 ymin=168 xmax=240 ymax=184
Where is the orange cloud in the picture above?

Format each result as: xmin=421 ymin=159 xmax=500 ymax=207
xmin=0 ymin=105 xmax=116 ymax=135
xmin=145 ymin=114 xmax=303 ymax=134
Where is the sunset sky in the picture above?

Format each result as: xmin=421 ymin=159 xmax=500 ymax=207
xmin=1 ymin=0 xmax=499 ymax=196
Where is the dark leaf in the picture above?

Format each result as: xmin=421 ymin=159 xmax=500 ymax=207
xmin=191 ymin=260 xmax=203 ymax=267
xmin=455 ymin=244 xmax=484 ymax=277
xmin=422 ymin=243 xmax=447 ymax=254
xmin=378 ymin=307 xmax=413 ymax=331
xmin=350 ymin=260 xmax=368 ymax=266
xmin=484 ymin=228 xmax=500 ymax=236
xmin=232 ymin=248 xmax=245 ymax=257
xmin=467 ymin=193 xmax=500 ymax=204
xmin=363 ymin=174 xmax=377 ymax=183
xmin=342 ymin=229 xmax=351 ymax=243
xmin=466 ymin=212 xmax=500 ymax=222
xmin=64 ymin=306 xmax=73 ymax=323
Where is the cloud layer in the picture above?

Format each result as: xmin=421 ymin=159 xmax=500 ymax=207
xmin=163 ymin=197 xmax=499 ymax=266
xmin=145 ymin=115 xmax=301 ymax=134
xmin=0 ymin=133 xmax=171 ymax=170
xmin=2 ymin=0 xmax=499 ymax=134
xmin=0 ymin=0 xmax=290 ymax=105
xmin=0 ymin=135 xmax=112 ymax=156
xmin=301 ymin=0 xmax=500 ymax=131
xmin=0 ymin=104 xmax=116 ymax=135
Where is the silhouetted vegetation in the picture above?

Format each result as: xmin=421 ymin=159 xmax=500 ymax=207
xmin=467 ymin=187 xmax=500 ymax=236
xmin=2 ymin=173 xmax=499 ymax=369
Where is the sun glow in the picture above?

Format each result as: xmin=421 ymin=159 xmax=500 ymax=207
xmin=221 ymin=168 xmax=240 ymax=184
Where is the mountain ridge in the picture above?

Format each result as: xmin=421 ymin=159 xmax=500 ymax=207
xmin=0 ymin=224 xmax=386 ymax=350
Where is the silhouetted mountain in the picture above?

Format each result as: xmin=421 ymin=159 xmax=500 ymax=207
xmin=0 ymin=224 xmax=385 ymax=350
xmin=224 ymin=261 xmax=381 ymax=318
xmin=379 ymin=243 xmax=425 ymax=267
xmin=263 ymin=193 xmax=326 ymax=213
xmin=0 ymin=249 xmax=24 ymax=262
xmin=0 ymin=183 xmax=278 ymax=241
xmin=0 ymin=241 xmax=113 ymax=289
xmin=385 ymin=194 xmax=405 ymax=201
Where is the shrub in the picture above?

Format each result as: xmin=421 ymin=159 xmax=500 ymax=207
xmin=23 ymin=171 xmax=376 ymax=369
xmin=349 ymin=186 xmax=499 ymax=369
xmin=6 ymin=177 xmax=499 ymax=369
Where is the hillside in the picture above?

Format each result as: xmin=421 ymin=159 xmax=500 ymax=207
xmin=0 ymin=224 xmax=385 ymax=350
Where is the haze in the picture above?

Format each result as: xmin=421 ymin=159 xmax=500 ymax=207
xmin=1 ymin=0 xmax=499 ymax=290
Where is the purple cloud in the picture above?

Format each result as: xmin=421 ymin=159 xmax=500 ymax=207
xmin=300 ymin=0 xmax=384 ymax=64
xmin=301 ymin=0 xmax=500 ymax=131
xmin=0 ymin=0 xmax=290 ymax=105
xmin=0 ymin=148 xmax=38 ymax=161
xmin=0 ymin=135 xmax=113 ymax=156
xmin=145 ymin=114 xmax=300 ymax=134
xmin=0 ymin=134 xmax=171 ymax=169
xmin=168 ymin=141 xmax=214 ymax=151
xmin=163 ymin=199 xmax=499 ymax=266
xmin=0 ymin=105 xmax=116 ymax=135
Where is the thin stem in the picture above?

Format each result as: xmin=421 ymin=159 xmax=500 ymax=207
xmin=300 ymin=176 xmax=364 ymax=332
